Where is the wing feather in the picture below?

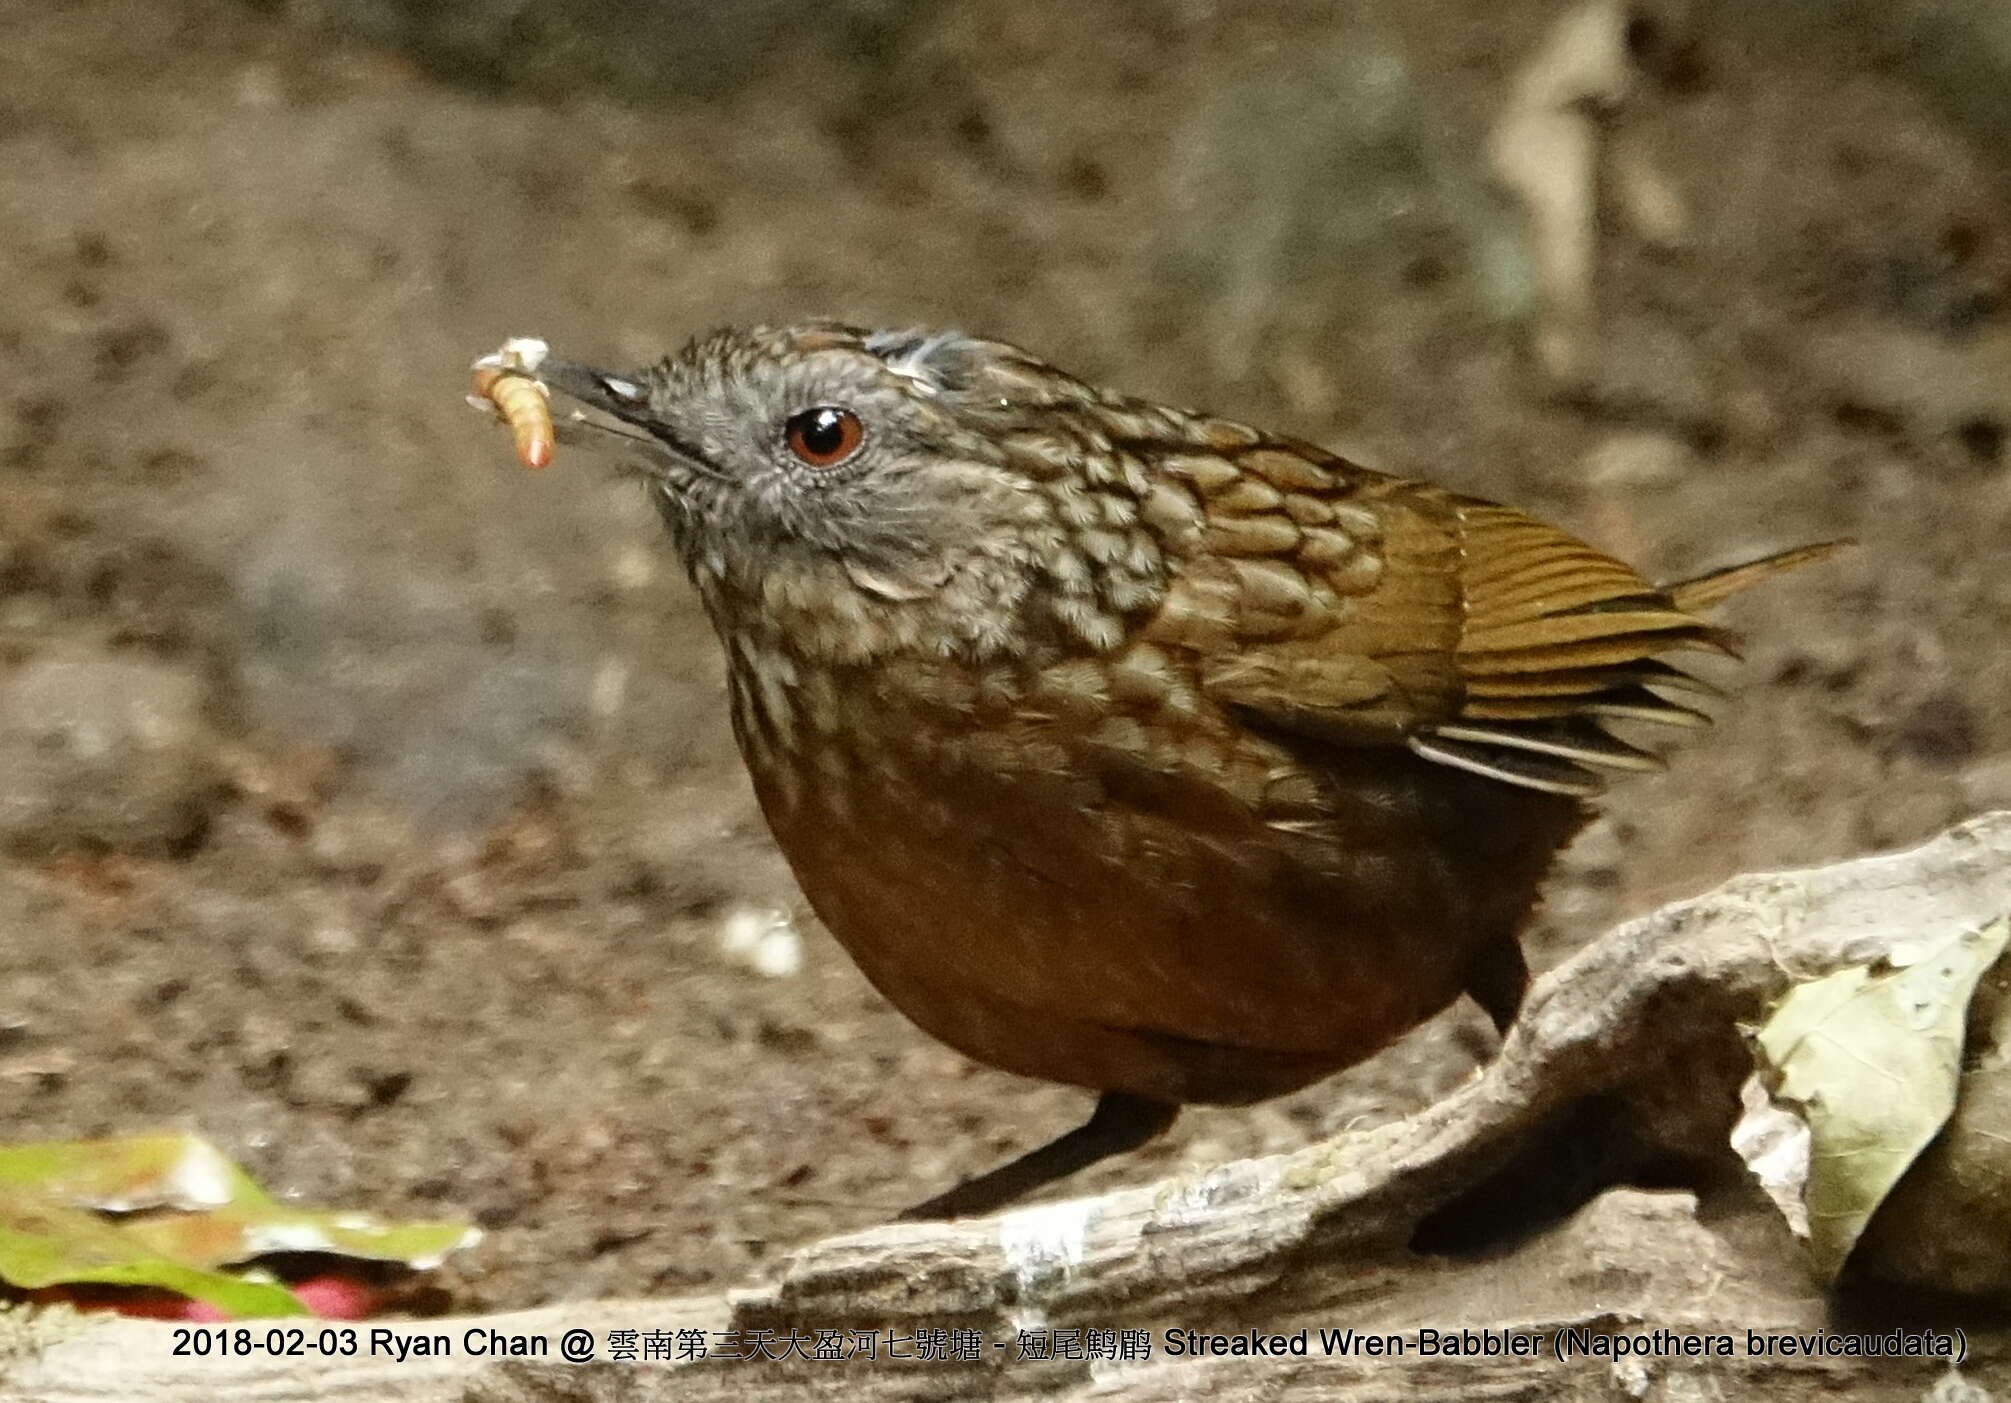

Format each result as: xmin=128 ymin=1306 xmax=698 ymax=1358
xmin=1152 ymin=444 xmax=1836 ymax=798
xmin=1403 ymin=502 xmax=1833 ymax=794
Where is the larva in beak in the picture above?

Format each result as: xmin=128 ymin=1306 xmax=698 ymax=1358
xmin=468 ymin=337 xmax=555 ymax=471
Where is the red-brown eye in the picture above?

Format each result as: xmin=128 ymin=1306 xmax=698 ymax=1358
xmin=784 ymin=407 xmax=864 ymax=468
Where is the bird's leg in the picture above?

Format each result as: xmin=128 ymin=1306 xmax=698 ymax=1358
xmin=1464 ymin=938 xmax=1531 ymax=1039
xmin=899 ymin=1092 xmax=1180 ymax=1221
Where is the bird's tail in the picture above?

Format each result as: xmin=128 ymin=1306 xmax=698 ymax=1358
xmin=1663 ymin=541 xmax=1849 ymax=614
xmin=1411 ymin=531 xmax=1848 ymax=798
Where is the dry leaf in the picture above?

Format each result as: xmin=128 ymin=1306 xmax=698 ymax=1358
xmin=1741 ymin=917 xmax=2011 ymax=1281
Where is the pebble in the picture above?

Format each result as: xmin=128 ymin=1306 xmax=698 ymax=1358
xmin=1582 ymin=430 xmax=1695 ymax=489
xmin=717 ymin=906 xmax=803 ymax=979
xmin=0 ymin=650 xmax=215 ymax=855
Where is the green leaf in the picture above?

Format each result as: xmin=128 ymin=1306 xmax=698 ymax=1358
xmin=1753 ymin=916 xmax=2011 ymax=1281
xmin=0 ymin=1134 xmax=272 ymax=1213
xmin=0 ymin=1185 xmax=308 ymax=1318
xmin=0 ymin=1133 xmax=479 ymax=1317
xmin=121 ymin=1200 xmax=478 ymax=1273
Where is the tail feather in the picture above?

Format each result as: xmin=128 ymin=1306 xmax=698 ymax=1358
xmin=1410 ymin=518 xmax=1846 ymax=798
xmin=1664 ymin=541 xmax=1849 ymax=613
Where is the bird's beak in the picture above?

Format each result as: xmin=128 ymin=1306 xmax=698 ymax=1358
xmin=538 ymin=359 xmax=651 ymax=422
xmin=536 ymin=359 xmax=712 ymax=481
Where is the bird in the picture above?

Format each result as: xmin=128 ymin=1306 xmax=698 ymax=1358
xmin=499 ymin=322 xmax=1837 ymax=1219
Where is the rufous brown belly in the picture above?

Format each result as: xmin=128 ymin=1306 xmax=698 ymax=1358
xmin=749 ymin=688 xmax=1584 ymax=1106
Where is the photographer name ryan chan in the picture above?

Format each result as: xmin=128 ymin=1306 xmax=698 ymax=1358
xmin=1162 ymin=1327 xmax=1964 ymax=1363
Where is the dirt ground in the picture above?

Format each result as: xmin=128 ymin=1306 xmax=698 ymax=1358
xmin=2 ymin=0 xmax=2009 ymax=1324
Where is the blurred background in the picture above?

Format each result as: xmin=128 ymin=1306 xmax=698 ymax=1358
xmin=2 ymin=0 xmax=2008 ymax=1309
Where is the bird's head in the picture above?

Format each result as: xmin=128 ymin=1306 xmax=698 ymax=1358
xmin=541 ymin=323 xmax=1169 ymax=659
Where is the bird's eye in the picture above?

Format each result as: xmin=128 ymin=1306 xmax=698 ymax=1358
xmin=783 ymin=407 xmax=865 ymax=469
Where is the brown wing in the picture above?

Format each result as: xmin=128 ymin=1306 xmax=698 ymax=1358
xmin=1405 ymin=498 xmax=1727 ymax=795
xmin=1140 ymin=438 xmax=1835 ymax=797
xmin=1137 ymin=448 xmax=1464 ymax=740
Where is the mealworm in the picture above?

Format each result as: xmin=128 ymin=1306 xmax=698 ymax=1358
xmin=468 ymin=337 xmax=554 ymax=470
